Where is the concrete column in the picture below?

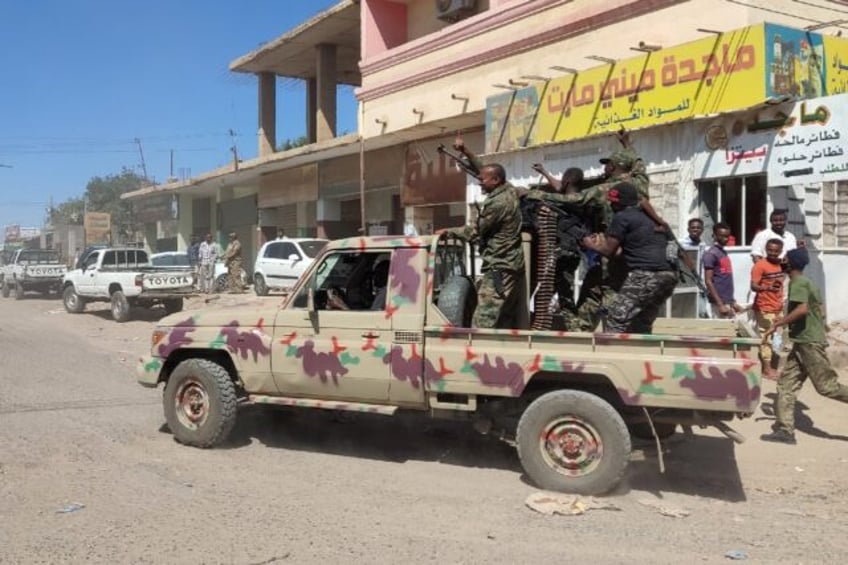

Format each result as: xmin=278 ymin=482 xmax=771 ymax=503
xmin=177 ymin=194 xmax=193 ymax=250
xmin=316 ymin=44 xmax=337 ymax=142
xmin=258 ymin=72 xmax=276 ymax=157
xmin=306 ymin=77 xmax=317 ymax=144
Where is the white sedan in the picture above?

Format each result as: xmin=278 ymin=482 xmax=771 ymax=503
xmin=252 ymin=238 xmax=327 ymax=296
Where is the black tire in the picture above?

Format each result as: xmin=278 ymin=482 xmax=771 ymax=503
xmin=437 ymin=276 xmax=477 ymax=327
xmin=63 ymin=285 xmax=85 ymax=313
xmin=1 ymin=280 xmax=10 ymax=298
xmin=517 ymin=390 xmax=631 ymax=495
xmin=111 ymin=290 xmax=131 ymax=322
xmin=629 ymin=422 xmax=677 ymax=440
xmin=14 ymin=281 xmax=24 ymax=300
xmin=163 ymin=359 xmax=237 ymax=448
xmin=162 ymin=297 xmax=184 ymax=315
xmin=253 ymin=273 xmax=269 ymax=296
xmin=214 ymin=274 xmax=229 ymax=293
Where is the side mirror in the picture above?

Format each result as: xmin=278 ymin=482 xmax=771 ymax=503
xmin=288 ymin=254 xmax=300 ymax=262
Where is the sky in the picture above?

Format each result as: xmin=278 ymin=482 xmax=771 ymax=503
xmin=0 ymin=0 xmax=358 ymax=239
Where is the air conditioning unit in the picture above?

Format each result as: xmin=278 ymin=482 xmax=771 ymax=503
xmin=436 ymin=0 xmax=478 ymax=23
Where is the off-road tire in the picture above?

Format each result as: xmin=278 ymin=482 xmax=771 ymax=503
xmin=253 ymin=273 xmax=269 ymax=296
xmin=110 ymin=290 xmax=131 ymax=323
xmin=436 ymin=276 xmax=477 ymax=327
xmin=14 ymin=281 xmax=24 ymax=300
xmin=162 ymin=297 xmax=184 ymax=315
xmin=517 ymin=390 xmax=631 ymax=495
xmin=163 ymin=359 xmax=237 ymax=448
xmin=629 ymin=422 xmax=677 ymax=440
xmin=214 ymin=274 xmax=229 ymax=293
xmin=1 ymin=281 xmax=10 ymax=298
xmin=63 ymin=286 xmax=85 ymax=313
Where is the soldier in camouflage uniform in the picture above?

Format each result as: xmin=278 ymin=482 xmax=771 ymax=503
xmin=222 ymin=232 xmax=244 ymax=294
xmin=761 ymin=248 xmax=848 ymax=445
xmin=527 ymin=147 xmax=661 ymax=331
xmin=581 ymin=182 xmax=678 ymax=334
xmin=449 ymin=138 xmax=527 ymax=329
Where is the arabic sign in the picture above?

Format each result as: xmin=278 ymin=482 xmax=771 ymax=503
xmin=765 ymin=24 xmax=825 ymax=100
xmin=824 ymin=35 xmax=848 ymax=95
xmin=485 ymin=24 xmax=767 ymax=151
xmin=768 ymin=94 xmax=847 ymax=186
xmin=84 ymin=212 xmax=111 ymax=245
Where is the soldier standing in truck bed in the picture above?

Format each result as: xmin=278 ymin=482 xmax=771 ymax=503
xmin=448 ymin=137 xmax=527 ymax=329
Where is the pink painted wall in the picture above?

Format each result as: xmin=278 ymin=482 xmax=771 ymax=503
xmin=362 ymin=0 xmax=408 ymax=59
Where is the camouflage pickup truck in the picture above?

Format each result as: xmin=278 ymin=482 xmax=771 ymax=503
xmin=137 ymin=234 xmax=761 ymax=495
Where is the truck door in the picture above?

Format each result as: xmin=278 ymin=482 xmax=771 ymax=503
xmin=271 ymin=248 xmax=394 ymax=402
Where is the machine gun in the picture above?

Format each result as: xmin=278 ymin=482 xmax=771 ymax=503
xmin=437 ymin=143 xmax=481 ymax=179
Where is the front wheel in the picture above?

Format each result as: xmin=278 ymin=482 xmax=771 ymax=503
xmin=2 ymin=280 xmax=10 ymax=298
xmin=111 ymin=290 xmax=131 ymax=322
xmin=163 ymin=359 xmax=238 ymax=447
xmin=14 ymin=281 xmax=24 ymax=300
xmin=214 ymin=274 xmax=229 ymax=293
xmin=253 ymin=273 xmax=269 ymax=296
xmin=63 ymin=286 xmax=86 ymax=313
xmin=517 ymin=390 xmax=631 ymax=495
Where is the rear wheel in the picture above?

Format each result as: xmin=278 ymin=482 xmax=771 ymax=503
xmin=517 ymin=390 xmax=631 ymax=495
xmin=253 ymin=273 xmax=269 ymax=296
xmin=63 ymin=286 xmax=85 ymax=313
xmin=214 ymin=274 xmax=229 ymax=293
xmin=111 ymin=290 xmax=131 ymax=322
xmin=162 ymin=297 xmax=184 ymax=315
xmin=163 ymin=359 xmax=238 ymax=447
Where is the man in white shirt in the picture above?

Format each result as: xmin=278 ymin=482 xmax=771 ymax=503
xmin=197 ymin=233 xmax=220 ymax=294
xmin=750 ymin=209 xmax=798 ymax=262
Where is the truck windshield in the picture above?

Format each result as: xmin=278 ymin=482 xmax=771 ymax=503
xmin=18 ymin=251 xmax=60 ymax=264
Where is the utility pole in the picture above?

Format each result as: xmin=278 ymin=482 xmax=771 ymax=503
xmin=229 ymin=129 xmax=239 ymax=171
xmin=170 ymin=149 xmax=174 ymax=179
xmin=134 ymin=138 xmax=149 ymax=180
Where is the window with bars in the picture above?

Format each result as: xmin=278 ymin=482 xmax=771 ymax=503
xmin=694 ymin=175 xmax=768 ymax=245
xmin=823 ymin=181 xmax=848 ymax=247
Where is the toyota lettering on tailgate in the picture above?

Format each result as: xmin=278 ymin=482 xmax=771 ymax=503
xmin=145 ymin=275 xmax=191 ymax=288
xmin=28 ymin=267 xmax=65 ymax=276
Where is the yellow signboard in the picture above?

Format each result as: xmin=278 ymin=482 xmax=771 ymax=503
xmin=484 ymin=24 xmax=774 ymax=151
xmin=824 ymin=35 xmax=848 ymax=95
xmin=534 ymin=24 xmax=765 ymax=144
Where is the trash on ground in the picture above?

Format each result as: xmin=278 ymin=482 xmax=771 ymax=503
xmin=56 ymin=502 xmax=85 ymax=514
xmin=638 ymin=498 xmax=690 ymax=518
xmin=724 ymin=549 xmax=748 ymax=560
xmin=525 ymin=492 xmax=620 ymax=516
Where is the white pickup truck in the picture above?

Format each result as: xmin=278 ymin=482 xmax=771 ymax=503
xmin=62 ymin=247 xmax=196 ymax=322
xmin=1 ymin=249 xmax=67 ymax=300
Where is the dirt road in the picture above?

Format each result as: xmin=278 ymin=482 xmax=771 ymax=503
xmin=1 ymin=295 xmax=846 ymax=564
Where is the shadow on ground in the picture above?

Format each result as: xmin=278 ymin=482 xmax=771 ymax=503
xmin=758 ymin=392 xmax=848 ymax=442
xmin=167 ymin=405 xmax=750 ymax=501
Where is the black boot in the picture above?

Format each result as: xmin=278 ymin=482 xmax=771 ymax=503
xmin=760 ymin=429 xmax=797 ymax=444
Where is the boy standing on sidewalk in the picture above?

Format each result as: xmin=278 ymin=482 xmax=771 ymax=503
xmin=761 ymin=248 xmax=848 ymax=444
xmin=750 ymin=238 xmax=786 ymax=380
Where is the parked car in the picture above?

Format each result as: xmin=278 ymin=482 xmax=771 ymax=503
xmin=63 ymin=247 xmax=195 ymax=322
xmin=150 ymin=251 xmax=249 ymax=292
xmin=1 ymin=248 xmax=67 ymax=299
xmin=252 ymin=238 xmax=328 ymax=296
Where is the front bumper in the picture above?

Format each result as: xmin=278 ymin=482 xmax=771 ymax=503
xmin=136 ymin=355 xmax=163 ymax=388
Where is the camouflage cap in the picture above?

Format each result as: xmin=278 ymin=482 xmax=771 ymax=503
xmin=600 ymin=150 xmax=635 ymax=170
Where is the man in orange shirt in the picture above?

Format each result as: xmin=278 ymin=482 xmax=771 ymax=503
xmin=751 ymin=238 xmax=786 ymax=379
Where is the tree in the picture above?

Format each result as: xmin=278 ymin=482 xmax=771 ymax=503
xmin=48 ymin=168 xmax=147 ymax=239
xmin=277 ymin=135 xmax=309 ymax=152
